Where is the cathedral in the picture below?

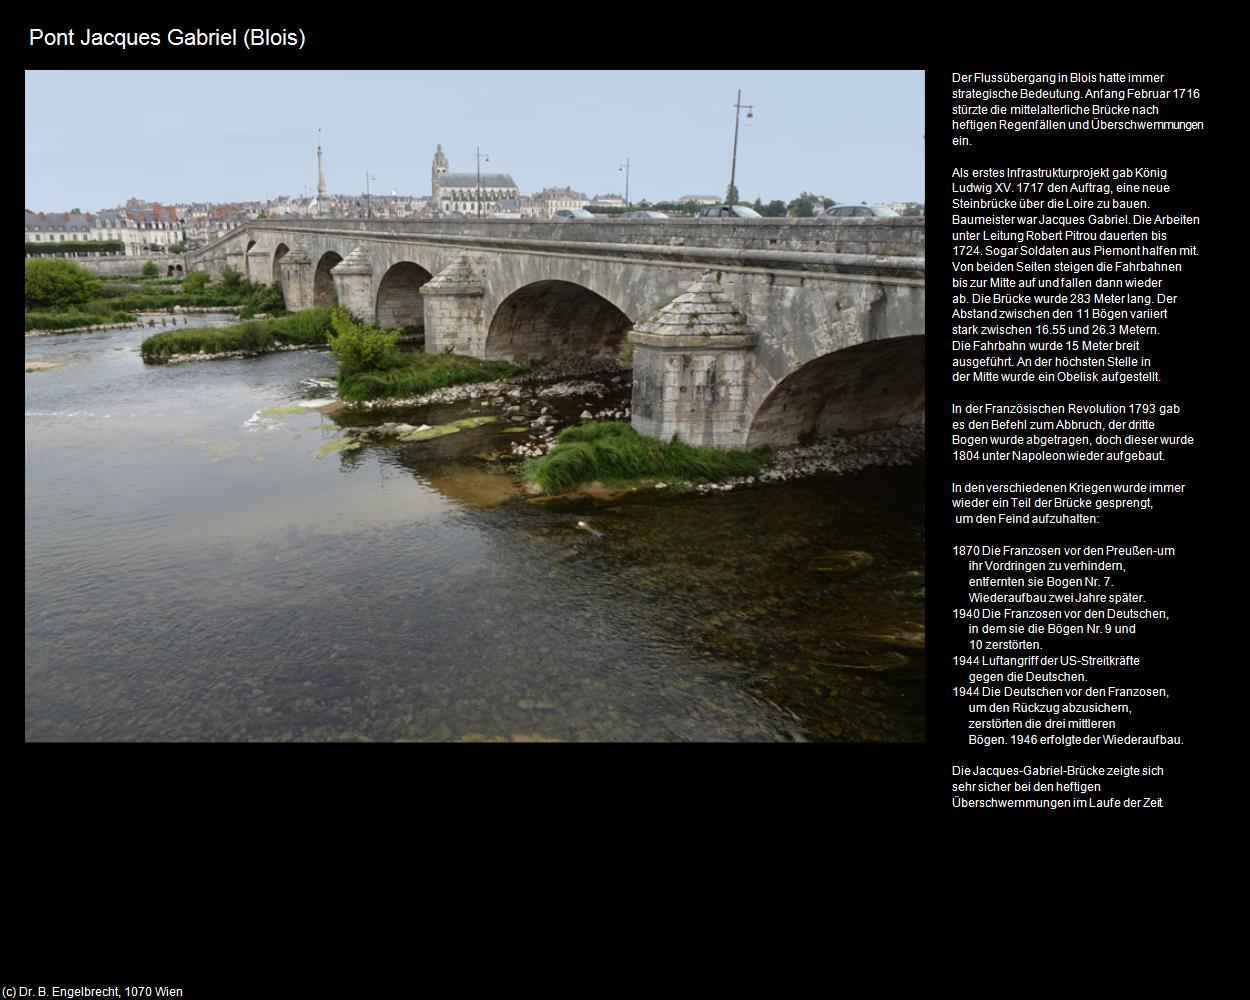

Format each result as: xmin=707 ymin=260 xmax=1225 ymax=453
xmin=430 ymin=145 xmax=519 ymax=216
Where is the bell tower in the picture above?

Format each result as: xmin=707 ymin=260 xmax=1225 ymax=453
xmin=431 ymin=144 xmax=449 ymax=205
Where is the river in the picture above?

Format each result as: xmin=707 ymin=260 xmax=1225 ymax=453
xmin=25 ymin=315 xmax=924 ymax=741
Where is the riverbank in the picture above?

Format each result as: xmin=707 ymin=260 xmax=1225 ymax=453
xmin=331 ymin=355 xmax=922 ymax=496
xmin=141 ymin=309 xmax=333 ymax=362
xmin=26 ymin=306 xmax=243 ymax=337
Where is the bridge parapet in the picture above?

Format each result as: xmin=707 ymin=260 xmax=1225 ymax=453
xmin=235 ymin=216 xmax=924 ymax=258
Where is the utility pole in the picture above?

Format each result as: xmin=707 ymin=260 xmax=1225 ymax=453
xmin=727 ymin=90 xmax=753 ymax=207
xmin=475 ymin=146 xmax=490 ymax=218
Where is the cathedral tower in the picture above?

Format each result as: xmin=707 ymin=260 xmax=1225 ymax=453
xmin=431 ymin=145 xmax=449 ymax=204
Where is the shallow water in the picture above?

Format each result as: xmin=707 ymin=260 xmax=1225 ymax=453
xmin=25 ymin=318 xmax=924 ymax=741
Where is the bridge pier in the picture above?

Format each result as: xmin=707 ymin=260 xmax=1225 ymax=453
xmin=421 ymin=256 xmax=487 ymax=356
xmin=246 ymin=244 xmax=273 ymax=285
xmin=331 ymin=247 xmax=374 ymax=322
xmin=627 ymin=273 xmax=759 ymax=449
xmin=225 ymin=248 xmax=246 ymax=278
xmin=278 ymin=245 xmax=314 ymax=311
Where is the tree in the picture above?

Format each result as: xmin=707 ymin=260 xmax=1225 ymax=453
xmin=761 ymin=200 xmax=788 ymax=218
xmin=219 ymin=265 xmax=243 ymax=291
xmin=181 ymin=271 xmax=210 ymax=293
xmin=25 ymin=259 xmax=102 ymax=309
xmin=787 ymin=191 xmax=826 ymax=217
xmin=326 ymin=308 xmax=400 ymax=377
xmin=141 ymin=261 xmax=159 ymax=278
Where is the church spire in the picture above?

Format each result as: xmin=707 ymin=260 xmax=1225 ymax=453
xmin=317 ymin=128 xmax=328 ymax=199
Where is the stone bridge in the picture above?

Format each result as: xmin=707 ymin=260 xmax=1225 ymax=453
xmin=190 ymin=218 xmax=924 ymax=449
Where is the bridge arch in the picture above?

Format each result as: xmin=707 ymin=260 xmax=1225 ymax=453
xmin=376 ymin=261 xmax=433 ymax=329
xmin=486 ymin=280 xmax=632 ymax=362
xmin=272 ymin=243 xmax=290 ymax=286
xmin=314 ymin=251 xmax=343 ymax=307
xmin=244 ymin=240 xmax=257 ymax=280
xmin=747 ymin=335 xmax=924 ymax=448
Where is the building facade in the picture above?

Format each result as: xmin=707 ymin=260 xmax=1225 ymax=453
xmin=533 ymin=185 xmax=589 ymax=217
xmin=25 ymin=205 xmax=184 ymax=255
xmin=430 ymin=145 xmax=519 ymax=217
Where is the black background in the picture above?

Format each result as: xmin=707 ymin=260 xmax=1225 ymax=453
xmin=22 ymin=22 xmax=1206 ymax=917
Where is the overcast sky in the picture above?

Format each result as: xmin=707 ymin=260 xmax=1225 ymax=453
xmin=25 ymin=70 xmax=924 ymax=210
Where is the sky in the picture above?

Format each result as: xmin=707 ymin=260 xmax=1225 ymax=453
xmin=25 ymin=70 xmax=924 ymax=210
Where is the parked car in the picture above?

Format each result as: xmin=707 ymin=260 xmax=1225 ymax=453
xmin=620 ymin=210 xmax=670 ymax=219
xmin=550 ymin=208 xmax=596 ymax=220
xmin=817 ymin=204 xmax=899 ymax=218
xmin=696 ymin=204 xmax=762 ymax=219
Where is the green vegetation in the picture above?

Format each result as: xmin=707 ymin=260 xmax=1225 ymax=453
xmin=25 ymin=259 xmax=102 ymax=309
xmin=238 ymin=282 xmax=285 ymax=318
xmin=26 ymin=309 xmax=137 ymax=332
xmin=644 ymin=199 xmax=719 ymax=216
xmin=219 ymin=265 xmax=244 ymax=291
xmin=786 ymin=192 xmax=835 ymax=218
xmin=140 ymin=308 xmax=334 ymax=361
xmin=26 ymin=259 xmax=286 ymax=332
xmin=88 ymin=277 xmax=283 ymax=314
xmin=398 ymin=416 xmax=498 ymax=441
xmin=181 ymin=271 xmax=210 ymax=294
xmin=98 ymin=275 xmax=182 ymax=285
xmin=326 ymin=310 xmax=401 ymax=378
xmin=327 ymin=311 xmax=520 ymax=401
xmin=337 ymin=353 xmax=522 ymax=402
xmin=522 ymin=421 xmax=767 ymax=494
xmin=141 ymin=261 xmax=160 ymax=278
xmin=25 ymin=240 xmax=125 ymax=256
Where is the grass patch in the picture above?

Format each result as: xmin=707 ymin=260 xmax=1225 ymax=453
xmin=522 ymin=421 xmax=767 ymax=493
xmin=26 ymin=309 xmax=137 ymax=331
xmin=100 ymin=275 xmax=184 ymax=286
xmin=140 ymin=308 xmax=334 ymax=361
xmin=338 ymin=353 xmax=523 ymax=402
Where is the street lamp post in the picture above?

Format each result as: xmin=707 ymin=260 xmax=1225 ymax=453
xmin=475 ymin=146 xmax=490 ymax=218
xmin=365 ymin=170 xmax=375 ymax=219
xmin=619 ymin=158 xmax=630 ymax=210
xmin=727 ymin=89 xmax=753 ymax=208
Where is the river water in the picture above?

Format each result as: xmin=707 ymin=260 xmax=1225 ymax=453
xmin=25 ymin=316 xmax=925 ymax=742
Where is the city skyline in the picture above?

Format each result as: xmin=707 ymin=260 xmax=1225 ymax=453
xmin=25 ymin=70 xmax=924 ymax=210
